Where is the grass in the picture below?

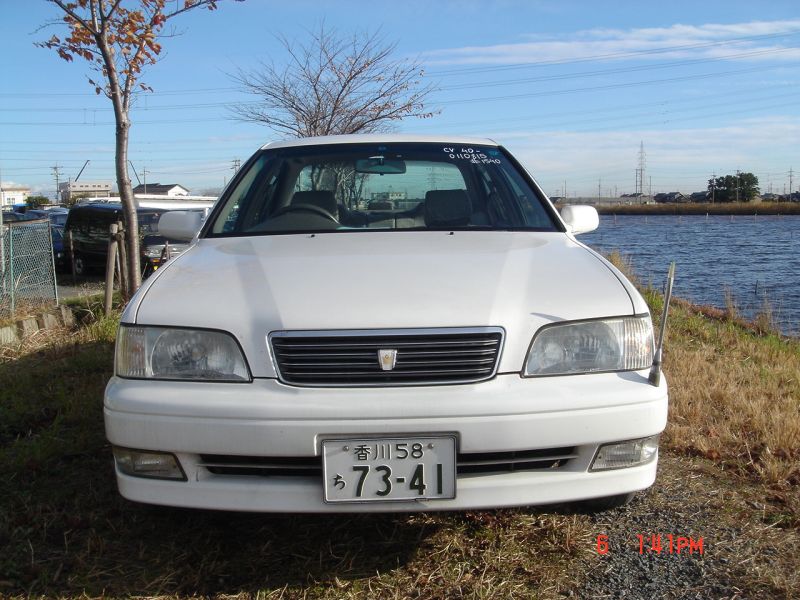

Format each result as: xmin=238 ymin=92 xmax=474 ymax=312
xmin=607 ymin=251 xmax=800 ymax=528
xmin=0 ymin=305 xmax=595 ymax=598
xmin=653 ymin=292 xmax=800 ymax=518
xmin=1 ymin=274 xmax=799 ymax=597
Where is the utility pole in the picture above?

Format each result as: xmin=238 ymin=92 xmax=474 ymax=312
xmin=232 ymin=158 xmax=241 ymax=173
xmin=736 ymin=169 xmax=740 ymax=203
xmin=142 ymin=167 xmax=149 ymax=194
xmin=711 ymin=173 xmax=716 ymax=203
xmin=598 ymin=178 xmax=602 ymax=203
xmin=790 ymin=167 xmax=794 ymax=200
xmin=563 ymin=180 xmax=567 ymax=198
xmin=635 ymin=141 xmax=646 ymax=196
xmin=52 ymin=165 xmax=63 ymax=203
xmin=427 ymin=167 xmax=438 ymax=191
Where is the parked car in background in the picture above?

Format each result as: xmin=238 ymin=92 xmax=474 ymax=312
xmin=50 ymin=225 xmax=67 ymax=271
xmin=105 ymin=134 xmax=668 ymax=514
xmin=2 ymin=211 xmax=36 ymax=223
xmin=64 ymin=204 xmax=165 ymax=276
xmin=140 ymin=234 xmax=190 ymax=277
xmin=27 ymin=207 xmax=70 ymax=227
xmin=64 ymin=203 xmax=205 ymax=276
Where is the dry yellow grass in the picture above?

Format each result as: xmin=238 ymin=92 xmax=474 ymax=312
xmin=606 ymin=250 xmax=800 ymax=525
xmin=660 ymin=298 xmax=800 ymax=491
xmin=2 ymin=261 xmax=798 ymax=597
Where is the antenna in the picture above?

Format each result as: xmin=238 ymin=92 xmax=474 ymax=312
xmin=649 ymin=262 xmax=676 ymax=387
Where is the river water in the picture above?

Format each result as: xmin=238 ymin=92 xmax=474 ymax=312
xmin=581 ymin=214 xmax=800 ymax=336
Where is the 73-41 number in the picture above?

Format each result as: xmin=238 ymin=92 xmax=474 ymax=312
xmin=352 ymin=463 xmax=443 ymax=497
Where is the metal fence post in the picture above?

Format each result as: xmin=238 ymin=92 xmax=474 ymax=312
xmin=8 ymin=223 xmax=14 ymax=315
xmin=49 ymin=223 xmax=59 ymax=306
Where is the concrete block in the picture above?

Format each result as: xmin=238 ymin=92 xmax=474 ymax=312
xmin=0 ymin=325 xmax=19 ymax=347
xmin=59 ymin=305 xmax=76 ymax=327
xmin=18 ymin=317 xmax=40 ymax=338
xmin=39 ymin=312 xmax=61 ymax=331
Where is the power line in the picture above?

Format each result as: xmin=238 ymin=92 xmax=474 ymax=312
xmin=434 ymin=46 xmax=800 ymax=92
xmin=5 ymin=45 xmax=797 ymax=113
xmin=2 ymin=62 xmax=792 ymax=129
xmin=2 ymin=29 xmax=799 ymax=100
xmin=430 ymin=63 xmax=788 ymax=106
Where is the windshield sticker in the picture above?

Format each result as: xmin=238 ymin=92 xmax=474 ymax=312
xmin=442 ymin=147 xmax=501 ymax=164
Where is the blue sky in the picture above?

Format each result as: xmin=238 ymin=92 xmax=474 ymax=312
xmin=2 ymin=0 xmax=799 ymax=199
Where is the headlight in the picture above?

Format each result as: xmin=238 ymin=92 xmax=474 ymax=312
xmin=523 ymin=315 xmax=653 ymax=376
xmin=144 ymin=247 xmax=162 ymax=258
xmin=116 ymin=325 xmax=250 ymax=381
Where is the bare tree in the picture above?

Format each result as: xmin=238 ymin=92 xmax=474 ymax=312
xmin=231 ymin=25 xmax=437 ymax=137
xmin=38 ymin=0 xmax=230 ymax=296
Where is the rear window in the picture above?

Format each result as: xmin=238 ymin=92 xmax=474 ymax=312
xmin=207 ymin=143 xmax=557 ymax=235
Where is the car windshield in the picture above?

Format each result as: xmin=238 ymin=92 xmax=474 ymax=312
xmin=49 ymin=212 xmax=68 ymax=226
xmin=207 ymin=142 xmax=558 ymax=236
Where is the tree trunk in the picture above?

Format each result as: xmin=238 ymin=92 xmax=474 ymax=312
xmin=115 ymin=116 xmax=141 ymax=298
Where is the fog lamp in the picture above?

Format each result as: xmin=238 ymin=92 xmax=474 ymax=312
xmin=113 ymin=447 xmax=186 ymax=480
xmin=589 ymin=435 xmax=659 ymax=471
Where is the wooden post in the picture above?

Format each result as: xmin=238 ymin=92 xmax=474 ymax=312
xmin=67 ymin=229 xmax=77 ymax=287
xmin=104 ymin=223 xmax=119 ymax=316
xmin=115 ymin=239 xmax=122 ymax=291
xmin=116 ymin=221 xmax=129 ymax=301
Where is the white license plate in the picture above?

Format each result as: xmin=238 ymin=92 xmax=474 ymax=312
xmin=322 ymin=436 xmax=456 ymax=503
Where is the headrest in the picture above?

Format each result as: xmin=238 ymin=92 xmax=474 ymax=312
xmin=424 ymin=189 xmax=472 ymax=227
xmin=367 ymin=200 xmax=393 ymax=210
xmin=291 ymin=190 xmax=337 ymax=216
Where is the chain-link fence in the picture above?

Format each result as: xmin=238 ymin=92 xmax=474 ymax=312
xmin=0 ymin=220 xmax=58 ymax=318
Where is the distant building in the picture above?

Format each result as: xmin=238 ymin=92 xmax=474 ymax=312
xmin=1 ymin=185 xmax=30 ymax=208
xmin=59 ymin=180 xmax=112 ymax=202
xmin=370 ymin=191 xmax=406 ymax=202
xmin=654 ymin=192 xmax=687 ymax=204
xmin=689 ymin=191 xmax=709 ymax=203
xmin=132 ymin=183 xmax=190 ymax=197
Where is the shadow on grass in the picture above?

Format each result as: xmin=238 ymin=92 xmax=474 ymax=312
xmin=0 ymin=340 xmax=438 ymax=596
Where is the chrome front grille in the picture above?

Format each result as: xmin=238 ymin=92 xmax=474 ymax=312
xmin=270 ymin=328 xmax=504 ymax=386
xmin=199 ymin=447 xmax=576 ymax=478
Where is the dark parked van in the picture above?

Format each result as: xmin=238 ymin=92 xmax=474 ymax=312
xmin=64 ymin=203 xmax=171 ymax=276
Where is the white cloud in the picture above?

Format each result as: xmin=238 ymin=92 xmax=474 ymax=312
xmin=424 ymin=20 xmax=800 ymax=66
xmin=496 ymin=116 xmax=800 ymax=195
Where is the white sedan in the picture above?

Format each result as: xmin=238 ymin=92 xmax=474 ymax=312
xmin=105 ymin=134 xmax=667 ymax=512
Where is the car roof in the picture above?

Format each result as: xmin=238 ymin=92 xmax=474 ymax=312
xmin=71 ymin=202 xmax=161 ymax=213
xmin=261 ymin=133 xmax=499 ymax=150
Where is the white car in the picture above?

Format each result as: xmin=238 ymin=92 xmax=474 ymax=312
xmin=105 ymin=134 xmax=667 ymax=513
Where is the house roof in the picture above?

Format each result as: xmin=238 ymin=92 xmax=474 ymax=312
xmin=132 ymin=183 xmax=188 ymax=194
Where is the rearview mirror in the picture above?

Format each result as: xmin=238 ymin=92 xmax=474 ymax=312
xmin=355 ymin=156 xmax=406 ymax=174
xmin=158 ymin=210 xmax=204 ymax=241
xmin=560 ymin=205 xmax=599 ymax=235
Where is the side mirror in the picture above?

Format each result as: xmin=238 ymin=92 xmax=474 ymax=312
xmin=560 ymin=205 xmax=599 ymax=235
xmin=158 ymin=210 xmax=204 ymax=241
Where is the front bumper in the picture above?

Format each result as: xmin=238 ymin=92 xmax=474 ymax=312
xmin=104 ymin=371 xmax=668 ymax=512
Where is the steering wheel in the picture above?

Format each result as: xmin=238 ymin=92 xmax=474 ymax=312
xmin=272 ymin=203 xmax=339 ymax=224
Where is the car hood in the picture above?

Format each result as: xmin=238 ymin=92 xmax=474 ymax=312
xmin=130 ymin=231 xmax=640 ymax=377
